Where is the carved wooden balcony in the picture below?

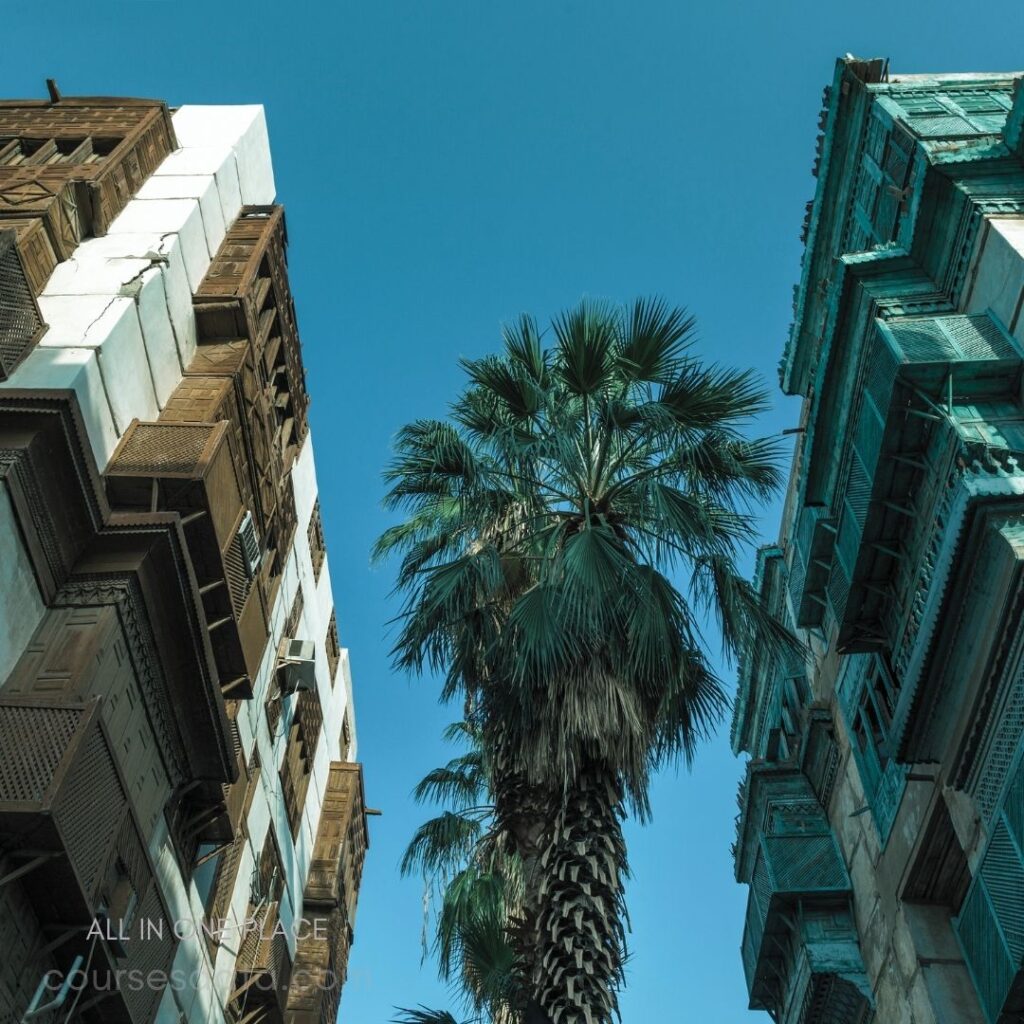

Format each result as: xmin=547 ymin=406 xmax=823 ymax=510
xmin=0 ymin=696 xmax=176 ymax=1024
xmin=194 ymin=206 xmax=310 ymax=470
xmin=285 ymin=911 xmax=349 ymax=1024
xmin=106 ymin=419 xmax=270 ymax=697
xmin=0 ymin=97 xmax=176 ymax=260
xmin=0 ymin=228 xmax=46 ymax=380
xmin=304 ymin=763 xmax=368 ymax=918
xmin=233 ymin=900 xmax=293 ymax=1023
xmin=286 ymin=764 xmax=367 ymax=1024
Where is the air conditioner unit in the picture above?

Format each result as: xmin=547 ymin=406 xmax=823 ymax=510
xmin=238 ymin=510 xmax=261 ymax=579
xmin=277 ymin=638 xmax=316 ymax=695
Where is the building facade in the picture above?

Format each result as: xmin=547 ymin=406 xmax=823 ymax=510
xmin=733 ymin=59 xmax=1024 ymax=1024
xmin=0 ymin=92 xmax=367 ymax=1024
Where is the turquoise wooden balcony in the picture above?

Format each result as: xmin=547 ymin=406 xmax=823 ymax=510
xmin=955 ymin=751 xmax=1024 ymax=1023
xmin=819 ymin=312 xmax=1021 ymax=652
xmin=742 ymin=901 xmax=872 ymax=1022
xmin=740 ymin=829 xmax=854 ymax=1012
xmin=735 ymin=763 xmax=866 ymax=1019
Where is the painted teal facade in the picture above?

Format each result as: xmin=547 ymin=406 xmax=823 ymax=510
xmin=733 ymin=58 xmax=1024 ymax=1024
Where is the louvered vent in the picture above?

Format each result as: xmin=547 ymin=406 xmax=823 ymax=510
xmin=956 ymin=756 xmax=1024 ymax=1021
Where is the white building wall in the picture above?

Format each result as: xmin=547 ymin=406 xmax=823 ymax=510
xmin=0 ymin=104 xmax=355 ymax=1024
xmin=964 ymin=216 xmax=1024 ymax=341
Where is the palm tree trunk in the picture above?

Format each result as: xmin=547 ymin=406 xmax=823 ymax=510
xmin=495 ymin=760 xmax=627 ymax=1024
xmin=531 ymin=764 xmax=626 ymax=1024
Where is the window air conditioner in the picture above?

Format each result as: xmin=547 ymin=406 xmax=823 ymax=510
xmin=277 ymin=638 xmax=316 ymax=695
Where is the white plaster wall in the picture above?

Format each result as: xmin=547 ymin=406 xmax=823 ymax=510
xmin=964 ymin=216 xmax=1024 ymax=346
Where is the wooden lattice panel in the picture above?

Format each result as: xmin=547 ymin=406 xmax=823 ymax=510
xmin=197 ymin=207 xmax=282 ymax=300
xmin=308 ymin=500 xmax=326 ymax=582
xmin=110 ymin=420 xmax=221 ymax=477
xmin=0 ymin=228 xmax=45 ymax=379
xmin=0 ymin=697 xmax=177 ymax=1024
xmin=235 ymin=899 xmax=292 ymax=1017
xmin=325 ymin=609 xmax=340 ymax=685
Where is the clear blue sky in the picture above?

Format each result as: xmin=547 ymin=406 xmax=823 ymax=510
xmin=6 ymin=3 xmax=1024 ymax=1021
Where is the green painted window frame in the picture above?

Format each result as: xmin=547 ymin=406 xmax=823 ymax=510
xmin=839 ymin=654 xmax=908 ymax=845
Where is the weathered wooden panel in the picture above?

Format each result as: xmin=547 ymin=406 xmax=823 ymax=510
xmin=4 ymin=605 xmax=172 ymax=837
xmin=305 ymin=762 xmax=367 ymax=918
xmin=0 ymin=228 xmax=46 ymax=379
xmin=0 ymin=697 xmax=176 ymax=1024
xmin=4 ymin=215 xmax=57 ymax=294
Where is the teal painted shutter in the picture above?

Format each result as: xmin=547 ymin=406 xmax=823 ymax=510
xmin=957 ymin=758 xmax=1024 ymax=1021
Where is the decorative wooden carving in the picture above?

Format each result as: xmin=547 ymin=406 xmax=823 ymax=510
xmin=106 ymin=419 xmax=269 ymax=698
xmin=0 ymin=97 xmax=176 ymax=261
xmin=287 ymin=763 xmax=368 ymax=1024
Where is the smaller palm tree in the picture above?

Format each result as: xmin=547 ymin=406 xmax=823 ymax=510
xmin=399 ymin=724 xmax=519 ymax=1023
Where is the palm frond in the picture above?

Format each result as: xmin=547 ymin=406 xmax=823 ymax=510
xmin=654 ymin=363 xmax=771 ymax=429
xmin=413 ymin=753 xmax=487 ymax=810
xmin=401 ymin=812 xmax=484 ymax=879
xmin=616 ymin=296 xmax=696 ymax=383
xmin=391 ymin=1007 xmax=475 ymax=1024
xmin=552 ymin=298 xmax=617 ymax=396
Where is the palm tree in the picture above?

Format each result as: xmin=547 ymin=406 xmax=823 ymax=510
xmin=400 ymin=723 xmax=519 ymax=1022
xmin=377 ymin=297 xmax=791 ymax=1024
